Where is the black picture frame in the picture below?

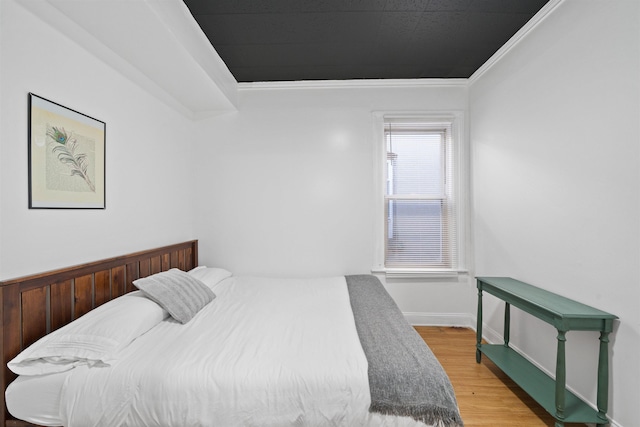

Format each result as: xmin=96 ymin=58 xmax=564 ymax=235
xmin=28 ymin=93 xmax=106 ymax=209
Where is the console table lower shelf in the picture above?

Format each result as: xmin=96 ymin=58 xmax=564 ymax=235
xmin=479 ymin=344 xmax=604 ymax=424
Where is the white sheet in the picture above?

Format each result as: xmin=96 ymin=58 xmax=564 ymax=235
xmin=9 ymin=276 xmax=431 ymax=427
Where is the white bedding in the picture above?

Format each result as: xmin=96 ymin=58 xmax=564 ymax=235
xmin=8 ymin=276 xmax=431 ymax=427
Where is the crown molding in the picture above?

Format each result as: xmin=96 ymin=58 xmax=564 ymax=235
xmin=468 ymin=0 xmax=565 ymax=85
xmin=238 ymin=78 xmax=468 ymax=91
xmin=20 ymin=0 xmax=563 ymax=108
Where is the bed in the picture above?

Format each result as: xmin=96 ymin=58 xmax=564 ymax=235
xmin=0 ymin=241 xmax=463 ymax=427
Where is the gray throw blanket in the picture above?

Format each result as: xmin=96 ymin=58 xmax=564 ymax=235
xmin=345 ymin=275 xmax=464 ymax=427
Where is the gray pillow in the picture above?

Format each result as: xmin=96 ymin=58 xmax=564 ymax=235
xmin=134 ymin=268 xmax=215 ymax=324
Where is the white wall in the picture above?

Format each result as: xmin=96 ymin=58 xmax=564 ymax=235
xmin=0 ymin=0 xmax=197 ymax=280
xmin=193 ymin=82 xmax=476 ymax=321
xmin=469 ymin=1 xmax=639 ymax=426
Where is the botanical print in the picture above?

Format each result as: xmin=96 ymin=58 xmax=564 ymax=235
xmin=29 ymin=93 xmax=105 ymax=209
xmin=46 ymin=125 xmax=96 ymax=192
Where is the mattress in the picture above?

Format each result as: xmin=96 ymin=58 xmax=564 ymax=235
xmin=6 ymin=275 xmax=434 ymax=427
xmin=6 ymin=369 xmax=70 ymax=426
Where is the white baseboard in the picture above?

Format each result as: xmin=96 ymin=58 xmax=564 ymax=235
xmin=403 ymin=312 xmax=475 ymax=328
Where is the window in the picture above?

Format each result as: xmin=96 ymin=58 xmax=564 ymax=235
xmin=374 ymin=114 xmax=465 ymax=277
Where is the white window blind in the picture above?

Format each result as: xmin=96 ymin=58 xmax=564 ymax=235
xmin=384 ymin=120 xmax=458 ymax=270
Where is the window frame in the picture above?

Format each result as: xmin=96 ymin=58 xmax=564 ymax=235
xmin=372 ymin=112 xmax=468 ymax=279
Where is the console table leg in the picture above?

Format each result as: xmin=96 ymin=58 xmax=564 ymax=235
xmin=555 ymin=330 xmax=567 ymax=422
xmin=504 ymin=302 xmax=511 ymax=347
xmin=596 ymin=331 xmax=611 ymax=426
xmin=476 ymin=287 xmax=483 ymax=363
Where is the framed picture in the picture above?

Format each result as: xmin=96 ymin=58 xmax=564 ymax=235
xmin=28 ymin=93 xmax=105 ymax=209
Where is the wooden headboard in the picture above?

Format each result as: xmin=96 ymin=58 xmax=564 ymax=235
xmin=0 ymin=240 xmax=198 ymax=427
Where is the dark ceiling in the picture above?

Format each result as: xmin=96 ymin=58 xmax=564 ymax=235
xmin=183 ymin=0 xmax=550 ymax=83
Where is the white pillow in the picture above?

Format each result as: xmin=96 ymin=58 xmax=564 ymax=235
xmin=134 ymin=269 xmax=214 ymax=324
xmin=188 ymin=266 xmax=232 ymax=291
xmin=8 ymin=291 xmax=168 ymax=376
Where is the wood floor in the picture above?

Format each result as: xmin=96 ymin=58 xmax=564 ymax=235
xmin=415 ymin=326 xmax=588 ymax=427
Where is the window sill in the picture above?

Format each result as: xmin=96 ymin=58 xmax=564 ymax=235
xmin=371 ymin=268 xmax=468 ymax=280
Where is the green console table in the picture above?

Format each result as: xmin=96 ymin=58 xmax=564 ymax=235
xmin=475 ymin=277 xmax=617 ymax=427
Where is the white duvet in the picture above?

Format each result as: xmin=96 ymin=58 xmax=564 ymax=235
xmin=9 ymin=275 xmax=431 ymax=427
